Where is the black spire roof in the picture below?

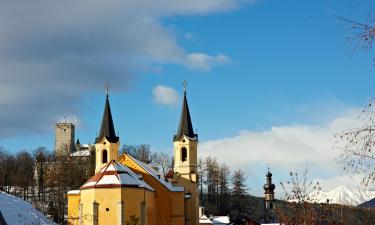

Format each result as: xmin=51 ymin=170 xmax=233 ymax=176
xmin=173 ymin=90 xmax=197 ymax=141
xmin=95 ymin=95 xmax=119 ymax=144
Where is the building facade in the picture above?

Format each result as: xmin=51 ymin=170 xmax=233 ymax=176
xmin=67 ymin=86 xmax=199 ymax=225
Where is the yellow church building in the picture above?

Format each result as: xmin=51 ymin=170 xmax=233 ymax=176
xmin=67 ymin=85 xmax=199 ymax=225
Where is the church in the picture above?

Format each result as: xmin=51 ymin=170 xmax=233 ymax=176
xmin=67 ymin=84 xmax=199 ymax=225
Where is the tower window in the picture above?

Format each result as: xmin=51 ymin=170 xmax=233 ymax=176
xmin=102 ymin=149 xmax=108 ymax=163
xmin=181 ymin=147 xmax=187 ymax=162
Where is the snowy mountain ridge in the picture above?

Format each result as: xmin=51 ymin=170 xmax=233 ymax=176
xmin=308 ymin=185 xmax=375 ymax=206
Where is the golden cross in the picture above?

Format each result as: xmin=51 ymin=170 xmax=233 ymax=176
xmin=182 ymin=80 xmax=187 ymax=94
xmin=104 ymin=82 xmax=110 ymax=96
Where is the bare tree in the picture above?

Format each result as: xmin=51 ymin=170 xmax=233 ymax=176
xmin=121 ymin=144 xmax=153 ymax=164
xmin=229 ymin=169 xmax=247 ymax=225
xmin=152 ymin=152 xmax=172 ymax=177
xmin=276 ymin=170 xmax=334 ymax=225
xmin=332 ymin=4 xmax=375 ymax=63
xmin=335 ymin=99 xmax=375 ymax=186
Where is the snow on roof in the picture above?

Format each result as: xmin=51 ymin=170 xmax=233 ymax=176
xmin=0 ymin=192 xmax=56 ymax=225
xmin=70 ymin=149 xmax=91 ymax=157
xmin=127 ymin=155 xmax=184 ymax=192
xmin=81 ymin=160 xmax=154 ymax=191
xmin=212 ymin=216 xmax=230 ymax=224
xmin=199 ymin=215 xmax=213 ymax=224
xmin=67 ymin=190 xmax=80 ymax=195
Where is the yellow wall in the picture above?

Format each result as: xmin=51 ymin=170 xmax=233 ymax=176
xmin=71 ymin=187 xmax=154 ymax=225
xmin=173 ymin=137 xmax=198 ymax=175
xmin=119 ymin=154 xmax=185 ymax=225
xmin=173 ymin=136 xmax=199 ymax=225
xmin=67 ymin=193 xmax=81 ymax=225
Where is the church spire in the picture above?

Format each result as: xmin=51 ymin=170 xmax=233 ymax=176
xmin=95 ymin=83 xmax=119 ymax=144
xmin=173 ymin=81 xmax=197 ymax=141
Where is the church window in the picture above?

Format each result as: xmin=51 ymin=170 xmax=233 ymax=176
xmin=102 ymin=150 xmax=108 ymax=163
xmin=181 ymin=147 xmax=187 ymax=162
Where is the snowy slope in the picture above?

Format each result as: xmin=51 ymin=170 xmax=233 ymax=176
xmin=0 ymin=191 xmax=56 ymax=225
xmin=309 ymin=185 xmax=375 ymax=206
xmin=359 ymin=197 xmax=375 ymax=208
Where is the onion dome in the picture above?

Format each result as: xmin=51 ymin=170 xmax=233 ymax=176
xmin=264 ymin=170 xmax=275 ymax=192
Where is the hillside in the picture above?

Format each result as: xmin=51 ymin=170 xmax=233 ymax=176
xmin=0 ymin=192 xmax=56 ymax=225
xmin=359 ymin=198 xmax=375 ymax=208
xmin=203 ymin=194 xmax=375 ymax=224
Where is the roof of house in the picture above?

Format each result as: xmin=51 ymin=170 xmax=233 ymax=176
xmin=199 ymin=215 xmax=213 ymax=225
xmin=212 ymin=216 xmax=230 ymax=224
xmin=127 ymin=154 xmax=184 ymax=192
xmin=80 ymin=160 xmax=154 ymax=191
xmin=70 ymin=149 xmax=91 ymax=157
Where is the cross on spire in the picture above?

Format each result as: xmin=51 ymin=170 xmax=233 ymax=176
xmin=104 ymin=82 xmax=111 ymax=97
xmin=183 ymin=80 xmax=188 ymax=94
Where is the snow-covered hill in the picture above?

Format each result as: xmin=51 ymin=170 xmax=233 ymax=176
xmin=0 ymin=191 xmax=56 ymax=225
xmin=359 ymin=197 xmax=375 ymax=208
xmin=309 ymin=185 xmax=375 ymax=206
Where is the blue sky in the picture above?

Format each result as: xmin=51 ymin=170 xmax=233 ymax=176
xmin=1 ymin=0 xmax=375 ymax=196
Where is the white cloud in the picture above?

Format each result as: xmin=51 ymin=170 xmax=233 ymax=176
xmin=153 ymin=85 xmax=179 ymax=106
xmin=0 ymin=0 xmax=253 ymax=138
xmin=187 ymin=53 xmax=231 ymax=71
xmin=199 ymin=109 xmax=365 ymax=197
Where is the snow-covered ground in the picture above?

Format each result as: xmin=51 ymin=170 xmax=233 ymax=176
xmin=309 ymin=185 xmax=375 ymax=206
xmin=0 ymin=191 xmax=56 ymax=225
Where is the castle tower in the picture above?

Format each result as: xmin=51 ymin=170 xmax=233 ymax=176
xmin=264 ymin=168 xmax=276 ymax=209
xmin=55 ymin=122 xmax=75 ymax=157
xmin=94 ymin=90 xmax=120 ymax=173
xmin=173 ymin=81 xmax=199 ymax=225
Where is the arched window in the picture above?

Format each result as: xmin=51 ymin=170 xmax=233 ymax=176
xmin=102 ymin=150 xmax=108 ymax=163
xmin=181 ymin=147 xmax=187 ymax=162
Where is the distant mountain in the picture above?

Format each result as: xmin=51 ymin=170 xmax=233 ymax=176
xmin=309 ymin=185 xmax=375 ymax=206
xmin=359 ymin=197 xmax=375 ymax=208
xmin=0 ymin=192 xmax=56 ymax=225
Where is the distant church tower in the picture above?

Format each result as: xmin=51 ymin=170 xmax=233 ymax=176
xmin=94 ymin=86 xmax=120 ymax=173
xmin=55 ymin=122 xmax=75 ymax=157
xmin=264 ymin=168 xmax=276 ymax=209
xmin=173 ymin=81 xmax=199 ymax=225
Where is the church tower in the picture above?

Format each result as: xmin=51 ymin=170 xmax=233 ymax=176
xmin=94 ymin=88 xmax=120 ymax=173
xmin=264 ymin=168 xmax=276 ymax=209
xmin=173 ymin=81 xmax=199 ymax=225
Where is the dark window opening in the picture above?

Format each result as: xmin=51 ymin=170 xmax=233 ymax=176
xmin=106 ymin=208 xmax=109 ymax=211
xmin=181 ymin=147 xmax=187 ymax=162
xmin=102 ymin=150 xmax=108 ymax=163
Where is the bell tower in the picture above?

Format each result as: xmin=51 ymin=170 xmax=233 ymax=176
xmin=94 ymin=83 xmax=120 ymax=173
xmin=173 ymin=81 xmax=199 ymax=225
xmin=264 ymin=167 xmax=276 ymax=210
